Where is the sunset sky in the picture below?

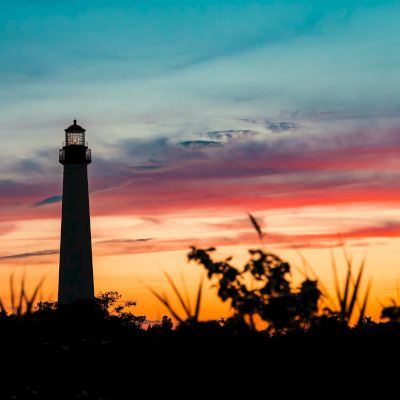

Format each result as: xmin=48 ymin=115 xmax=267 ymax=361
xmin=1 ymin=0 xmax=400 ymax=321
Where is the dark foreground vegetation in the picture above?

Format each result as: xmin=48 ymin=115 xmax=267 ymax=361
xmin=1 ymin=297 xmax=400 ymax=399
xmin=1 ymin=220 xmax=400 ymax=399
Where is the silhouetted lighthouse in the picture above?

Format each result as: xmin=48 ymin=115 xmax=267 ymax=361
xmin=58 ymin=120 xmax=94 ymax=303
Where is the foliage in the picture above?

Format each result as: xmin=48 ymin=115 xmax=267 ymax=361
xmin=0 ymin=273 xmax=44 ymax=316
xmin=146 ymin=271 xmax=203 ymax=324
xmin=184 ymin=214 xmax=375 ymax=330
xmin=161 ymin=315 xmax=173 ymax=330
xmin=35 ymin=291 xmax=146 ymax=328
xmin=381 ymin=306 xmax=400 ymax=322
xmin=188 ymin=245 xmax=321 ymax=331
xmin=381 ymin=296 xmax=400 ymax=323
xmin=147 ymin=315 xmax=174 ymax=333
xmin=329 ymin=250 xmax=371 ymax=325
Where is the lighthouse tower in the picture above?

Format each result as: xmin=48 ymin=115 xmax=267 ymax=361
xmin=58 ymin=120 xmax=94 ymax=303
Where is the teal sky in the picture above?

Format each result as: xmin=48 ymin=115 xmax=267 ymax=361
xmin=1 ymin=1 xmax=399 ymax=148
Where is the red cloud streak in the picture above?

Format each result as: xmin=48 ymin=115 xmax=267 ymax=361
xmin=1 ymin=135 xmax=400 ymax=226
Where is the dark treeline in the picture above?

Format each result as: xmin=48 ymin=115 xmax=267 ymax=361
xmin=0 ymin=295 xmax=399 ymax=399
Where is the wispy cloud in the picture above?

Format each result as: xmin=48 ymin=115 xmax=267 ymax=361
xmin=92 ymin=220 xmax=400 ymax=256
xmin=0 ymin=249 xmax=58 ymax=261
xmin=96 ymin=238 xmax=153 ymax=244
xmin=179 ymin=140 xmax=222 ymax=148
xmin=34 ymin=195 xmax=62 ymax=207
xmin=2 ymin=218 xmax=399 ymax=262
xmin=205 ymin=130 xmax=258 ymax=141
xmin=238 ymin=120 xmax=301 ymax=133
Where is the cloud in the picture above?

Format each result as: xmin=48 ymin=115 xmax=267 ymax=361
xmin=96 ymin=238 xmax=153 ymax=244
xmin=14 ymin=159 xmax=43 ymax=174
xmin=131 ymin=162 xmax=163 ymax=171
xmin=2 ymin=122 xmax=400 ymax=236
xmin=0 ymin=179 xmax=59 ymax=207
xmin=266 ymin=122 xmax=301 ymax=133
xmin=239 ymin=119 xmax=301 ymax=133
xmin=0 ymin=249 xmax=58 ymax=261
xmin=1 ymin=123 xmax=400 ymax=259
xmin=140 ymin=217 xmax=162 ymax=225
xmin=34 ymin=195 xmax=62 ymax=207
xmin=179 ymin=140 xmax=222 ymax=148
xmin=121 ymin=137 xmax=171 ymax=158
xmin=282 ymin=110 xmax=338 ymax=120
xmin=84 ymin=123 xmax=400 ymax=221
xmin=119 ymin=136 xmax=225 ymax=168
xmin=205 ymin=130 xmax=258 ymax=141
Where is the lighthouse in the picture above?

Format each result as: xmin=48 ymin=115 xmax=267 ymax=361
xmin=58 ymin=120 xmax=94 ymax=303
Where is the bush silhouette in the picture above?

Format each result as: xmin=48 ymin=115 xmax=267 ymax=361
xmin=188 ymin=246 xmax=321 ymax=331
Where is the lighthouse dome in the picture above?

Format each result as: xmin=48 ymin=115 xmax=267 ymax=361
xmin=65 ymin=120 xmax=86 ymax=133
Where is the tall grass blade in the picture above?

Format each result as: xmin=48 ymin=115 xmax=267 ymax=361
xmin=357 ymin=280 xmax=372 ymax=325
xmin=194 ymin=277 xmax=203 ymax=322
xmin=331 ymin=250 xmax=342 ymax=311
xmin=341 ymin=267 xmax=352 ymax=320
xmin=24 ymin=277 xmax=45 ymax=314
xmin=180 ymin=270 xmax=192 ymax=315
xmin=340 ymin=247 xmax=353 ymax=320
xmin=248 ymin=213 xmax=264 ymax=241
xmin=298 ymin=251 xmax=308 ymax=279
xmin=293 ymin=248 xmax=336 ymax=309
xmin=9 ymin=274 xmax=15 ymax=314
xmin=287 ymin=258 xmax=307 ymax=278
xmin=293 ymin=248 xmax=309 ymax=278
xmin=0 ymin=297 xmax=6 ymax=315
xmin=347 ymin=257 xmax=366 ymax=320
xmin=397 ymin=280 xmax=400 ymax=303
xmin=376 ymin=298 xmax=384 ymax=308
xmin=39 ymin=285 xmax=44 ymax=304
xmin=164 ymin=271 xmax=191 ymax=318
xmin=144 ymin=283 xmax=183 ymax=323
xmin=16 ymin=273 xmax=26 ymax=316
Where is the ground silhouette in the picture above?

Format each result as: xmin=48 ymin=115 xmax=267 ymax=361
xmin=0 ymin=272 xmax=399 ymax=398
xmin=1 ymin=219 xmax=399 ymax=398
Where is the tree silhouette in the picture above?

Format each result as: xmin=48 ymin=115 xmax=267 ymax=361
xmin=188 ymin=246 xmax=321 ymax=331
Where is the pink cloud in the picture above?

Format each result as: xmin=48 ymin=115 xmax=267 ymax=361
xmin=1 ymin=126 xmax=400 ymax=245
